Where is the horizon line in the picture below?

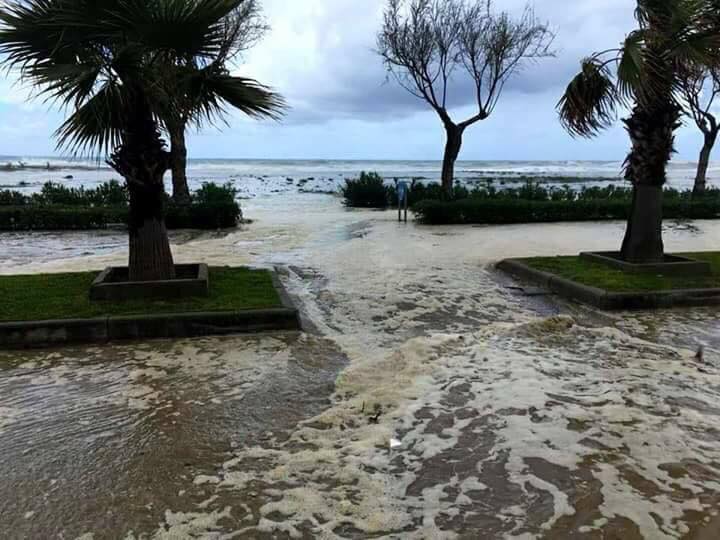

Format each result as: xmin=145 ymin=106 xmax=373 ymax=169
xmin=0 ymin=154 xmax=704 ymax=164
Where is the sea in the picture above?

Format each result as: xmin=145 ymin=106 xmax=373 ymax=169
xmin=0 ymin=157 xmax=714 ymax=198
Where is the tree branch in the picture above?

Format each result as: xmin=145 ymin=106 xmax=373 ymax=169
xmin=377 ymin=0 xmax=554 ymax=131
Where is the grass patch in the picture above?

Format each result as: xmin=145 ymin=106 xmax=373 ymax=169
xmin=0 ymin=267 xmax=282 ymax=322
xmin=521 ymin=252 xmax=720 ymax=292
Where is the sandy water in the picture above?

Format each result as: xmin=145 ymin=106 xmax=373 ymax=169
xmin=1 ymin=193 xmax=720 ymax=539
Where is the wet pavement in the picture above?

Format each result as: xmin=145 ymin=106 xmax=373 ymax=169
xmin=1 ymin=197 xmax=719 ymax=539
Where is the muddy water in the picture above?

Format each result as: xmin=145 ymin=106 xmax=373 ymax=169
xmin=1 ymin=194 xmax=719 ymax=539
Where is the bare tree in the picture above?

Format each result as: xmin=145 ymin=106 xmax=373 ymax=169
xmin=377 ymin=0 xmax=554 ymax=196
xmin=681 ymin=67 xmax=720 ymax=196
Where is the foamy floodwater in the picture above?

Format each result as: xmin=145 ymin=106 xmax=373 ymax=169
xmin=1 ymin=192 xmax=719 ymax=538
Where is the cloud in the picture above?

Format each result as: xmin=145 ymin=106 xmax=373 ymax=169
xmin=0 ymin=0 xmax=712 ymax=161
xmin=0 ymin=74 xmax=40 ymax=108
xmin=239 ymin=0 xmax=636 ymax=126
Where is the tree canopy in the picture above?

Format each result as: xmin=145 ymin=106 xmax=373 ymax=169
xmin=558 ymin=0 xmax=720 ymax=138
xmin=0 ymin=0 xmax=285 ymax=156
xmin=377 ymin=0 xmax=555 ymax=128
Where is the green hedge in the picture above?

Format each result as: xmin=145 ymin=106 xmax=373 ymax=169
xmin=343 ymin=172 xmax=720 ymax=211
xmin=0 ymin=206 xmax=125 ymax=230
xmin=414 ymin=198 xmax=720 ymax=225
xmin=0 ymin=180 xmax=129 ymax=207
xmin=0 ymin=202 xmax=240 ymax=231
xmin=0 ymin=181 xmax=242 ymax=231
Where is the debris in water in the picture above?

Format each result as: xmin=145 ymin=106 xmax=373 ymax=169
xmin=369 ymin=403 xmax=382 ymax=424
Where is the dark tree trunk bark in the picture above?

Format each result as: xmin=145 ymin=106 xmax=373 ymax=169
xmin=620 ymin=89 xmax=680 ymax=263
xmin=441 ymin=123 xmax=463 ymax=198
xmin=127 ymin=179 xmax=175 ymax=281
xmin=621 ymin=185 xmax=664 ymax=263
xmin=169 ymin=121 xmax=191 ymax=205
xmin=108 ymin=95 xmax=175 ymax=281
xmin=693 ymin=130 xmax=717 ymax=197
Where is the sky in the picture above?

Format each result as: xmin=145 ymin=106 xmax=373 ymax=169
xmin=0 ymin=0 xmax=716 ymax=162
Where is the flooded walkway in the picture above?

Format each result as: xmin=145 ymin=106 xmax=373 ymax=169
xmin=1 ymin=195 xmax=719 ymax=539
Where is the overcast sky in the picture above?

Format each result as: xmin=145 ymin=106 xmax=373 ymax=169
xmin=0 ymin=0 xmax=715 ymax=162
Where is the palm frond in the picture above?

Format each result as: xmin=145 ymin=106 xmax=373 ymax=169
xmin=616 ymin=31 xmax=645 ymax=100
xmin=171 ymin=65 xmax=285 ymax=128
xmin=561 ymin=0 xmax=720 ymax=139
xmin=54 ymin=82 xmax=126 ymax=154
xmin=200 ymin=74 xmax=285 ymax=121
xmin=558 ymin=59 xmax=620 ymax=137
xmin=0 ymin=0 xmax=284 ymax=156
xmin=26 ymin=61 xmax=104 ymax=106
xmin=119 ymin=0 xmax=245 ymax=59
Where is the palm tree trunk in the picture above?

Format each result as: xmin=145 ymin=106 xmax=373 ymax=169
xmin=620 ymin=98 xmax=679 ymax=263
xmin=441 ymin=123 xmax=463 ymax=198
xmin=127 ymin=179 xmax=175 ymax=281
xmin=693 ymin=130 xmax=717 ymax=197
xmin=168 ymin=121 xmax=191 ymax=205
xmin=621 ymin=184 xmax=664 ymax=263
xmin=108 ymin=96 xmax=175 ymax=281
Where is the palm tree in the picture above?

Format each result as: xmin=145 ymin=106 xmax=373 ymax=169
xmin=0 ymin=0 xmax=284 ymax=281
xmin=163 ymin=0 xmax=274 ymax=204
xmin=558 ymin=0 xmax=719 ymax=263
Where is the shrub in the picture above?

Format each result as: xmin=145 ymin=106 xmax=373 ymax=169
xmin=0 ymin=181 xmax=242 ymax=230
xmin=0 ymin=180 xmax=130 ymax=207
xmin=193 ymin=181 xmax=237 ymax=205
xmin=386 ymin=180 xmax=635 ymax=206
xmin=87 ymin=180 xmax=128 ymax=206
xmin=576 ymin=185 xmax=631 ymax=201
xmin=342 ymin=175 xmax=720 ymax=216
xmin=342 ymin=172 xmax=390 ymax=208
xmin=0 ymin=203 xmax=240 ymax=231
xmin=169 ymin=182 xmax=242 ymax=229
xmin=389 ymin=182 xmax=470 ymax=205
xmin=166 ymin=202 xmax=241 ymax=229
xmin=413 ymin=197 xmax=720 ymax=225
xmin=0 ymin=206 xmax=125 ymax=231
xmin=466 ymin=182 xmax=633 ymax=203
xmin=0 ymin=190 xmax=28 ymax=206
xmin=34 ymin=182 xmax=87 ymax=205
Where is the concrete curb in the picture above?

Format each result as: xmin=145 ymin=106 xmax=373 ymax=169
xmin=497 ymin=258 xmax=720 ymax=311
xmin=90 ymin=263 xmax=210 ymax=301
xmin=0 ymin=269 xmax=301 ymax=350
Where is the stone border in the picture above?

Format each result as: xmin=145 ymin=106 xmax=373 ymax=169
xmin=0 ymin=268 xmax=301 ymax=350
xmin=497 ymin=258 xmax=720 ymax=310
xmin=89 ymin=263 xmax=210 ymax=301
